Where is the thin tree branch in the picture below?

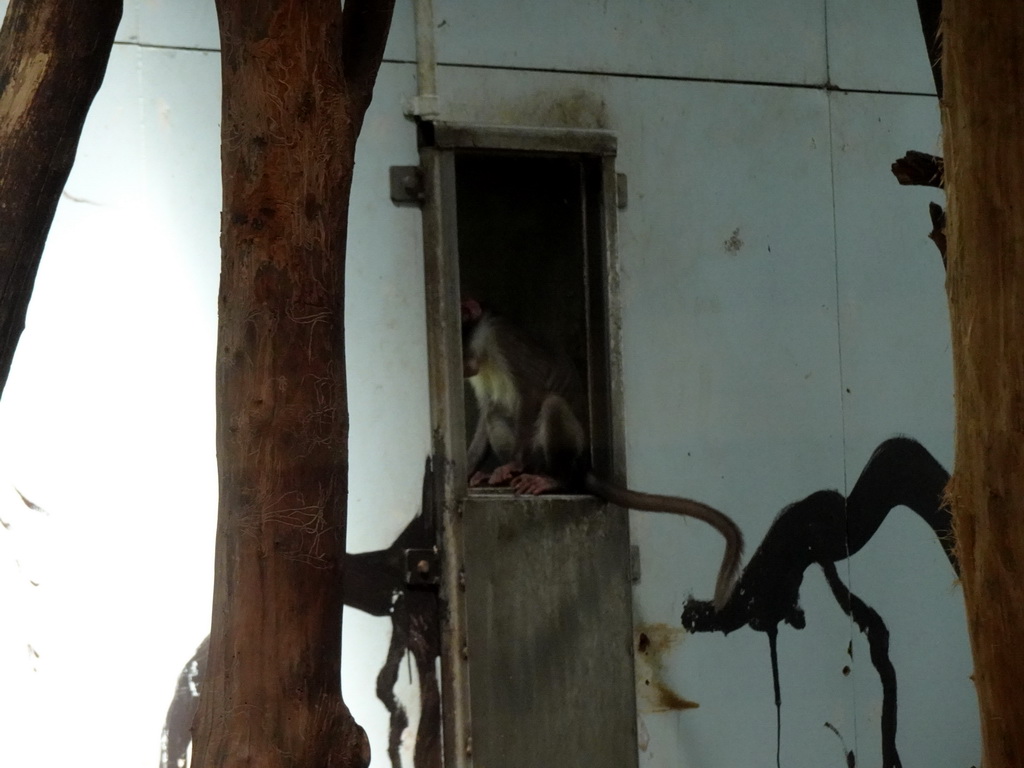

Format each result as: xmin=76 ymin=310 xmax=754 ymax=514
xmin=928 ymin=202 xmax=947 ymax=268
xmin=0 ymin=0 xmax=122 ymax=398
xmin=891 ymin=150 xmax=944 ymax=188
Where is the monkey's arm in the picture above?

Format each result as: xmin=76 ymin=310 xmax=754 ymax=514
xmin=466 ymin=414 xmax=489 ymax=477
xmin=512 ymin=391 xmax=545 ymax=464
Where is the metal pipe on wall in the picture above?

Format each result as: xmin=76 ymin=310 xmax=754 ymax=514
xmin=409 ymin=0 xmax=441 ymax=119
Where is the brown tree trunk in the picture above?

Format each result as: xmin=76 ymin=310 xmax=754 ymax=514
xmin=191 ymin=2 xmax=393 ymax=767
xmin=0 ymin=0 xmax=121 ymax=396
xmin=941 ymin=3 xmax=1024 ymax=766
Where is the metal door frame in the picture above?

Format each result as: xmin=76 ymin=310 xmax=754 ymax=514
xmin=418 ymin=121 xmax=631 ymax=768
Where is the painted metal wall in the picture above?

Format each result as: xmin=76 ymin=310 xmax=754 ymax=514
xmin=0 ymin=1 xmax=975 ymax=767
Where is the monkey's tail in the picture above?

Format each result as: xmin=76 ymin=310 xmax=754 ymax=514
xmin=584 ymin=473 xmax=743 ymax=610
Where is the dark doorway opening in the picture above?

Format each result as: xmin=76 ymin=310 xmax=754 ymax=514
xmin=454 ymin=152 xmax=613 ymax=479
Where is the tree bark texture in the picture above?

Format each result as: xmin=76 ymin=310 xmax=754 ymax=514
xmin=191 ymin=1 xmax=393 ymax=767
xmin=0 ymin=0 xmax=121 ymax=397
xmin=941 ymin=3 xmax=1024 ymax=766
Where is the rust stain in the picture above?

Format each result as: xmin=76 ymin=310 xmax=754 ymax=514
xmin=637 ymin=623 xmax=684 ymax=653
xmin=652 ymin=682 xmax=699 ymax=711
xmin=635 ymin=623 xmax=699 ymax=713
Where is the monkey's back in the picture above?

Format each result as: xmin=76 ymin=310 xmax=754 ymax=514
xmin=486 ymin=315 xmax=587 ymax=425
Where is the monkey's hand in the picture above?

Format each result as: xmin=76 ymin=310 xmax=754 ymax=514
xmin=488 ymin=461 xmax=523 ymax=486
xmin=469 ymin=471 xmax=490 ymax=487
xmin=510 ymin=473 xmax=559 ymax=495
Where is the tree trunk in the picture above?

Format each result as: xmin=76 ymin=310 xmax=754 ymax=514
xmin=941 ymin=3 xmax=1024 ymax=766
xmin=0 ymin=0 xmax=121 ymax=396
xmin=191 ymin=1 xmax=393 ymax=767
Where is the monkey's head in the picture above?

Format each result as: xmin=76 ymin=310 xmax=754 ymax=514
xmin=460 ymin=298 xmax=483 ymax=324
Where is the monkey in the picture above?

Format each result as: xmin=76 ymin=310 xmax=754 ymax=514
xmin=460 ymin=297 xmax=744 ymax=609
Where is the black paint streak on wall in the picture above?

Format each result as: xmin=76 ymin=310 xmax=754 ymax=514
xmin=159 ymin=457 xmax=442 ymax=768
xmin=768 ymin=626 xmax=782 ymax=768
xmin=821 ymin=560 xmax=902 ymax=768
xmin=824 ymin=721 xmax=857 ymax=767
xmin=682 ymin=436 xmax=954 ymax=768
xmin=340 ymin=448 xmax=442 ymax=768
xmin=347 ymin=502 xmax=441 ymax=768
xmin=376 ymin=601 xmax=412 ymax=766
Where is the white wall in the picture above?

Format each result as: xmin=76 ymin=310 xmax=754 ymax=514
xmin=0 ymin=37 xmax=222 ymax=767
xmin=0 ymin=4 xmax=427 ymax=765
xmin=0 ymin=1 xmax=975 ymax=767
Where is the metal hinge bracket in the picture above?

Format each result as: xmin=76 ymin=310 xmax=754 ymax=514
xmin=404 ymin=547 xmax=441 ymax=586
xmin=390 ymin=165 xmax=425 ymax=204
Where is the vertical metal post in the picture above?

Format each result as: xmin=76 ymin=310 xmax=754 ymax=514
xmin=409 ymin=0 xmax=441 ymax=119
xmin=419 ymin=145 xmax=472 ymax=768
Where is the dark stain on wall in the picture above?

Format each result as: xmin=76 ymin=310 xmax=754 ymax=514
xmin=682 ymin=436 xmax=955 ymax=768
xmin=159 ymin=457 xmax=443 ymax=768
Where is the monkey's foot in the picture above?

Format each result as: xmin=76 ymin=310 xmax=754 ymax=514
xmin=468 ymin=471 xmax=490 ymax=487
xmin=488 ymin=461 xmax=523 ymax=486
xmin=510 ymin=473 xmax=560 ymax=495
